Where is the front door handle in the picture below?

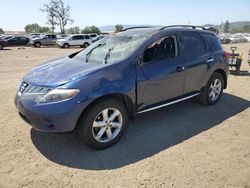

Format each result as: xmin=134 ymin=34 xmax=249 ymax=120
xmin=207 ymin=58 xmax=214 ymax=63
xmin=176 ymin=66 xmax=185 ymax=72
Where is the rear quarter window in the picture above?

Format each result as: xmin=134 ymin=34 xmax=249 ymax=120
xmin=201 ymin=33 xmax=222 ymax=52
xmin=181 ymin=32 xmax=205 ymax=59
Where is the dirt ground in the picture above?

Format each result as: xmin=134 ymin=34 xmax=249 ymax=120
xmin=0 ymin=44 xmax=249 ymax=188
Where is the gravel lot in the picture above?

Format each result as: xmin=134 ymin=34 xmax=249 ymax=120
xmin=0 ymin=44 xmax=250 ymax=188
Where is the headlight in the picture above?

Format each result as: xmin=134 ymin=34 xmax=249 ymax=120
xmin=35 ymin=88 xmax=80 ymax=103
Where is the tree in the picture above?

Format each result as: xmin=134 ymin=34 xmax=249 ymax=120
xmin=224 ymin=20 xmax=230 ymax=33
xmin=67 ymin=26 xmax=80 ymax=34
xmin=54 ymin=0 xmax=73 ymax=34
xmin=115 ymin=24 xmax=123 ymax=33
xmin=81 ymin=26 xmax=101 ymax=34
xmin=0 ymin=28 xmax=4 ymax=34
xmin=24 ymin=23 xmax=41 ymax=33
xmin=24 ymin=24 xmax=51 ymax=33
xmin=40 ymin=0 xmax=58 ymax=33
xmin=40 ymin=26 xmax=51 ymax=33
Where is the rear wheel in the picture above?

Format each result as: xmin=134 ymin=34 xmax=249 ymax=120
xmin=198 ymin=72 xmax=224 ymax=105
xmin=83 ymin=42 xmax=89 ymax=48
xmin=75 ymin=98 xmax=128 ymax=149
xmin=0 ymin=44 xmax=3 ymax=50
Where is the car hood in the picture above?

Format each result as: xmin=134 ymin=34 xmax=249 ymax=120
xmin=57 ymin=38 xmax=67 ymax=42
xmin=23 ymin=56 xmax=105 ymax=87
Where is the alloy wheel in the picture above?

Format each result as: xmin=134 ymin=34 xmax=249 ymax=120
xmin=209 ymin=78 xmax=222 ymax=101
xmin=92 ymin=108 xmax=123 ymax=143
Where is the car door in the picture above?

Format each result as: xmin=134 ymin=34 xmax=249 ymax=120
xmin=50 ymin=35 xmax=57 ymax=44
xmin=180 ymin=31 xmax=209 ymax=94
xmin=137 ymin=34 xmax=185 ymax=110
xmin=84 ymin=35 xmax=91 ymax=44
xmin=69 ymin=36 xmax=76 ymax=46
xmin=42 ymin=35 xmax=50 ymax=45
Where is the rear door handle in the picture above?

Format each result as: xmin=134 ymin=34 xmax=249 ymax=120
xmin=207 ymin=58 xmax=214 ymax=62
xmin=176 ymin=66 xmax=185 ymax=72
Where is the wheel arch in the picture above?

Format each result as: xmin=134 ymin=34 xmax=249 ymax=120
xmin=213 ymin=69 xmax=227 ymax=89
xmin=75 ymin=93 xmax=135 ymax=130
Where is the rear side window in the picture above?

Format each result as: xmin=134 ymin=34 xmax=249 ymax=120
xmin=78 ymin=35 xmax=84 ymax=39
xmin=201 ymin=33 xmax=222 ymax=52
xmin=90 ymin=34 xmax=97 ymax=38
xmin=182 ymin=32 xmax=205 ymax=59
xmin=84 ymin=35 xmax=90 ymax=39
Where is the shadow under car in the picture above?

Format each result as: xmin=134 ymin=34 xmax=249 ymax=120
xmin=30 ymin=93 xmax=250 ymax=170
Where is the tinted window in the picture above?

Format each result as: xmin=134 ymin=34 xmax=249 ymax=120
xmin=90 ymin=34 xmax=97 ymax=38
xmin=182 ymin=32 xmax=205 ymax=58
xmin=201 ymin=33 xmax=222 ymax=52
xmin=77 ymin=35 xmax=84 ymax=39
xmin=84 ymin=35 xmax=90 ymax=39
xmin=143 ymin=36 xmax=176 ymax=63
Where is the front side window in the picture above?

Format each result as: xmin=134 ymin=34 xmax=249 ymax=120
xmin=143 ymin=36 xmax=177 ymax=63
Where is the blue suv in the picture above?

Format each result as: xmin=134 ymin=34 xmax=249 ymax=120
xmin=15 ymin=25 xmax=228 ymax=149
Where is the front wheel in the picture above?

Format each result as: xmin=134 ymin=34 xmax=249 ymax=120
xmin=198 ymin=72 xmax=224 ymax=105
xmin=75 ymin=98 xmax=128 ymax=149
xmin=34 ymin=42 xmax=41 ymax=48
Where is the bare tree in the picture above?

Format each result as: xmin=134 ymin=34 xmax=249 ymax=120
xmin=54 ymin=0 xmax=73 ymax=34
xmin=40 ymin=0 xmax=58 ymax=33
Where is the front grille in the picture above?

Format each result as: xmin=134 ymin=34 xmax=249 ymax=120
xmin=19 ymin=81 xmax=51 ymax=95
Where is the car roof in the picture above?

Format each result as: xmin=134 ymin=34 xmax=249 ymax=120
xmin=119 ymin=26 xmax=217 ymax=36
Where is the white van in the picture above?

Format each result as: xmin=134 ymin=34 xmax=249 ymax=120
xmin=56 ymin=34 xmax=93 ymax=48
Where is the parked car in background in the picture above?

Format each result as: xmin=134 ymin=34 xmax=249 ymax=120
xmin=28 ymin=33 xmax=41 ymax=39
xmin=0 ymin=40 xmax=8 ymax=50
xmin=232 ymin=35 xmax=248 ymax=43
xmin=6 ymin=36 xmax=30 ymax=46
xmin=241 ymin=34 xmax=250 ymax=42
xmin=15 ymin=25 xmax=228 ymax=149
xmin=92 ymin=35 xmax=104 ymax=43
xmin=56 ymin=34 xmax=92 ymax=48
xmin=56 ymin=34 xmax=68 ymax=40
xmin=0 ymin=35 xmax=14 ymax=40
xmin=29 ymin=34 xmax=57 ymax=48
xmin=88 ymin=33 xmax=99 ymax=41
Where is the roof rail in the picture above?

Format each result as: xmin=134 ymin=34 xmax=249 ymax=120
xmin=122 ymin=26 xmax=154 ymax=32
xmin=159 ymin=25 xmax=219 ymax=34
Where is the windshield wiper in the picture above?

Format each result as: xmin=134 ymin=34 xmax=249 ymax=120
xmin=85 ymin=43 xmax=105 ymax=62
xmin=103 ymin=47 xmax=114 ymax=64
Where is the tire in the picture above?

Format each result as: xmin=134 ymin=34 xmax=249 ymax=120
xmin=0 ymin=44 xmax=3 ymax=50
xmin=83 ymin=42 xmax=89 ymax=48
xmin=34 ymin=42 xmax=41 ymax=48
xmin=63 ymin=43 xmax=70 ymax=48
xmin=197 ymin=72 xmax=224 ymax=105
xmin=235 ymin=66 xmax=240 ymax=74
xmin=75 ymin=98 xmax=128 ymax=149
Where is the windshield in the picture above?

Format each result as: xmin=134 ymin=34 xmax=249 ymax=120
xmin=73 ymin=34 xmax=149 ymax=64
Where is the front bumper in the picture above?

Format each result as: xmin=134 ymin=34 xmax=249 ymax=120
xmin=14 ymin=93 xmax=92 ymax=133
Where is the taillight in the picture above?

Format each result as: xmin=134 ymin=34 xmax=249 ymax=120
xmin=224 ymin=51 xmax=231 ymax=59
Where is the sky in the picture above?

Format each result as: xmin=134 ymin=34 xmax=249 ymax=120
xmin=0 ymin=0 xmax=250 ymax=31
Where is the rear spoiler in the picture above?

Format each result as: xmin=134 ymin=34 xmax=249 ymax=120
xmin=203 ymin=27 xmax=219 ymax=35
